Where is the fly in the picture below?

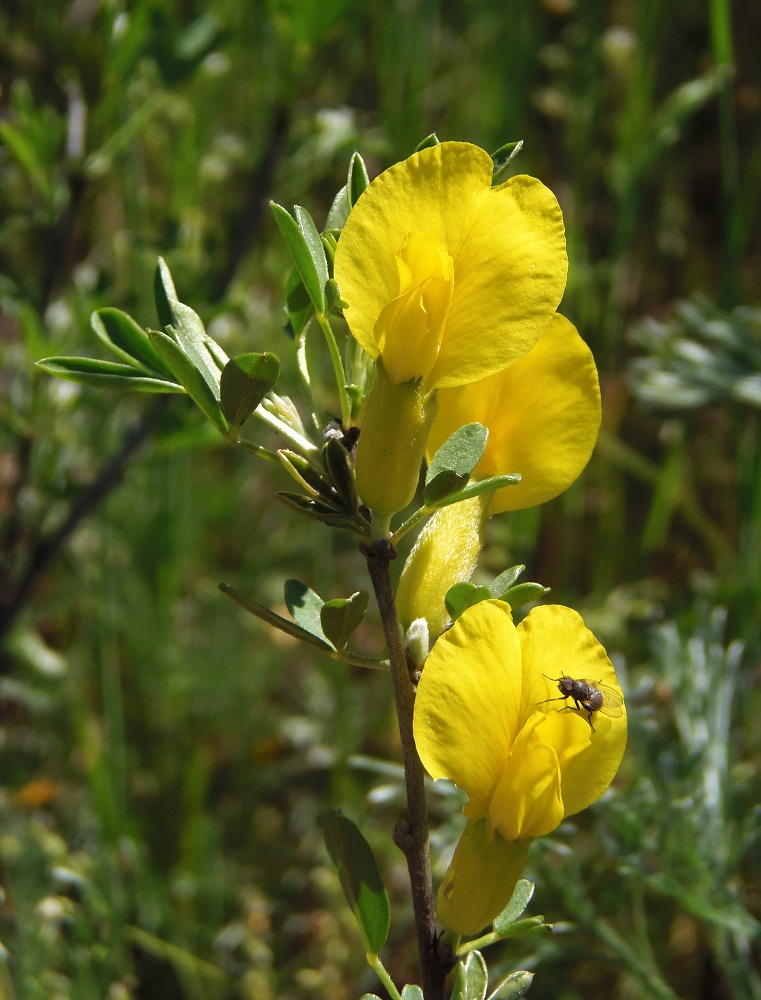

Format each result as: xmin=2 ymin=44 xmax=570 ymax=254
xmin=538 ymin=674 xmax=624 ymax=731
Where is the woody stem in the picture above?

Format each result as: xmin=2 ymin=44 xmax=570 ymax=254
xmin=362 ymin=538 xmax=451 ymax=1000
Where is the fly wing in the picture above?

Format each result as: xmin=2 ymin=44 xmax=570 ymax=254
xmin=595 ymin=682 xmax=624 ymax=718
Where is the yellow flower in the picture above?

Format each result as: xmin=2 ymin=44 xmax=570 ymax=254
xmin=427 ymin=311 xmax=601 ymax=513
xmin=413 ymin=600 xmax=627 ymax=934
xmin=396 ymin=313 xmax=600 ymax=633
xmin=334 ymin=142 xmax=567 ymax=392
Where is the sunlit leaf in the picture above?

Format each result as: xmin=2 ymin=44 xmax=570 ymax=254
xmin=415 ymin=133 xmax=440 ymax=151
xmin=36 ymin=356 xmax=184 ymax=393
xmin=498 ymin=583 xmax=549 ymax=610
xmin=487 ymin=971 xmax=533 ymax=1000
xmin=155 ymin=256 xmax=180 ymax=331
xmin=271 ymin=202 xmax=328 ymax=313
xmin=91 ymin=308 xmax=173 ymax=376
xmin=450 ymin=950 xmax=487 ymax=1000
xmin=148 ymin=330 xmax=228 ymax=431
xmin=445 ymin=582 xmax=493 ymax=623
xmin=491 ymin=140 xmax=524 ymax=185
xmin=489 ymin=566 xmax=525 ymax=599
xmin=424 ymin=423 xmax=489 ymax=504
xmin=284 ymin=579 xmax=330 ymax=644
xmin=493 ymin=880 xmax=535 ymax=934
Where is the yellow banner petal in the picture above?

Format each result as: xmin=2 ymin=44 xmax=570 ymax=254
xmin=428 ymin=174 xmax=567 ymax=390
xmin=436 ymin=819 xmax=531 ymax=935
xmin=413 ymin=601 xmax=523 ymax=820
xmin=517 ymin=605 xmax=627 ymax=817
xmin=334 ymin=143 xmax=567 ymax=389
xmin=428 ymin=313 xmax=601 ymax=512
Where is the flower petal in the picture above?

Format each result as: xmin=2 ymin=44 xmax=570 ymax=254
xmin=373 ymin=231 xmax=454 ymax=384
xmin=428 ymin=313 xmax=601 ymax=512
xmin=428 ymin=173 xmax=567 ymax=390
xmin=517 ymin=605 xmax=627 ymax=816
xmin=436 ymin=819 xmax=531 ymax=935
xmin=334 ymin=142 xmax=567 ymax=389
xmin=413 ymin=601 xmax=522 ymax=820
xmin=488 ymin=712 xmax=565 ymax=840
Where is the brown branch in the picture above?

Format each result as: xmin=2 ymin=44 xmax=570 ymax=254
xmin=362 ymin=538 xmax=452 ymax=1000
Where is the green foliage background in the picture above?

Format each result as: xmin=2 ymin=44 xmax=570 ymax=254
xmin=1 ymin=1 xmax=760 ymax=998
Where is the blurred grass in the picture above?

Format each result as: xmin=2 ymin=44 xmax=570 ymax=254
xmin=1 ymin=1 xmax=760 ymax=998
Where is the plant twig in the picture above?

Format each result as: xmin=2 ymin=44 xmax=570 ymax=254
xmin=362 ymin=537 xmax=453 ymax=1000
xmin=367 ymin=954 xmax=402 ymax=1000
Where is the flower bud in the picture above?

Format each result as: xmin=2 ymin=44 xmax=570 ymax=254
xmin=396 ymin=495 xmax=489 ymax=638
xmin=354 ymin=362 xmax=437 ymax=525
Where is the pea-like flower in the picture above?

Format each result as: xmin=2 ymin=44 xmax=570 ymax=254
xmin=334 ymin=142 xmax=568 ymax=391
xmin=413 ymin=600 xmax=627 ymax=934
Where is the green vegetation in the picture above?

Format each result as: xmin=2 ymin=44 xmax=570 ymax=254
xmin=1 ymin=2 xmax=759 ymax=998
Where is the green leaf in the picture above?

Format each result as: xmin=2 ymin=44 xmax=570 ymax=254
xmin=348 ymin=151 xmax=369 ymax=206
xmin=155 ymin=257 xmax=180 ymax=330
xmin=154 ymin=257 xmax=226 ymax=392
xmin=278 ymin=451 xmax=338 ymax=502
xmin=490 ymin=566 xmax=525 ymax=599
xmin=271 ymin=202 xmax=328 ymax=313
xmin=169 ymin=302 xmax=226 ymax=392
xmin=36 ymin=356 xmax=185 ymax=393
xmin=493 ymin=915 xmax=548 ymax=938
xmin=499 ymin=583 xmax=550 ymax=610
xmin=324 ymin=812 xmax=390 ymax=956
xmin=401 ymin=988 xmax=424 ymax=1000
xmin=426 ymin=422 xmax=489 ymax=481
xmin=487 ymin=971 xmax=533 ymax=1000
xmin=206 ymin=338 xmax=229 ymax=371
xmin=219 ymin=584 xmax=334 ymax=652
xmin=325 ymin=184 xmax=351 ymax=231
xmin=323 ymin=438 xmax=358 ymax=512
xmin=91 ymin=308 xmax=174 ymax=377
xmin=450 ymin=950 xmax=488 ymax=1000
xmin=294 ymin=204 xmax=329 ymax=298
xmin=220 ymin=352 xmax=280 ymax=427
xmin=284 ymin=580 xmax=331 ymax=645
xmin=434 ymin=473 xmax=521 ymax=509
xmin=445 ymin=582 xmax=493 ymax=623
xmin=147 ymin=330 xmax=228 ymax=431
xmin=276 ymin=492 xmax=369 ymax=534
xmin=424 ymin=423 xmax=489 ymax=504
xmin=491 ymin=140 xmax=524 ymax=186
xmin=321 ymin=592 xmax=369 ymax=650
xmin=284 ymin=267 xmax=315 ymax=339
xmin=321 ymin=231 xmax=337 ymax=276
xmin=424 ymin=469 xmax=469 ymax=505
xmin=415 ymin=133 xmax=440 ymax=151
xmin=493 ymin=880 xmax=535 ymax=934
xmin=325 ymin=277 xmax=347 ymax=313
